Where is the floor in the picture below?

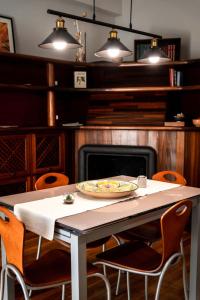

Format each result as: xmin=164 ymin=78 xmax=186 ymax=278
xmin=12 ymin=231 xmax=190 ymax=299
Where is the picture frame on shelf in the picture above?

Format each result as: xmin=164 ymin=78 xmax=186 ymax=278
xmin=74 ymin=71 xmax=87 ymax=88
xmin=0 ymin=15 xmax=15 ymax=53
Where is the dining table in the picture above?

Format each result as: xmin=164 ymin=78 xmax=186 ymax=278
xmin=0 ymin=175 xmax=200 ymax=300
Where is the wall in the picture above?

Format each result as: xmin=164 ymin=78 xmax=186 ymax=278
xmin=0 ymin=0 xmax=116 ymax=61
xmin=0 ymin=0 xmax=200 ymax=61
xmin=116 ymin=0 xmax=200 ymax=60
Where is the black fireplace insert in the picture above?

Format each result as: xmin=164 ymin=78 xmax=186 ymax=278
xmin=78 ymin=144 xmax=157 ymax=181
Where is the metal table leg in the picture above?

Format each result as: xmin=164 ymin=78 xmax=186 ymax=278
xmin=70 ymin=234 xmax=87 ymax=300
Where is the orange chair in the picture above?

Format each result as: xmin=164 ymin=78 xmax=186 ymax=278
xmin=0 ymin=207 xmax=111 ymax=300
xmin=116 ymin=170 xmax=187 ymax=244
xmin=152 ymin=170 xmax=187 ymax=185
xmin=35 ymin=172 xmax=69 ymax=190
xmin=35 ymin=173 xmax=69 ymax=260
xmin=95 ymin=200 xmax=192 ymax=300
xmin=114 ymin=170 xmax=187 ymax=296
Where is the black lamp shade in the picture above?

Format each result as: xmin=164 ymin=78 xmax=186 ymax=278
xmin=95 ymin=30 xmax=132 ymax=58
xmin=39 ymin=27 xmax=82 ymax=49
xmin=138 ymin=39 xmax=170 ymax=63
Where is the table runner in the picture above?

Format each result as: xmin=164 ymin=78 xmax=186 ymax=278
xmin=14 ymin=180 xmax=180 ymax=240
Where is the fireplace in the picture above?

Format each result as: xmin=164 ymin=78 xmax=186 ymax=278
xmin=78 ymin=144 xmax=156 ymax=181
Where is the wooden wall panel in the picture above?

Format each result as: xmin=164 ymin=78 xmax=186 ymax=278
xmin=74 ymin=128 xmax=185 ymax=182
xmin=184 ymin=132 xmax=200 ymax=187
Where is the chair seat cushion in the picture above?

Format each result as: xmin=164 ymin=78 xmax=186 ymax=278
xmin=96 ymin=241 xmax=162 ymax=273
xmin=116 ymin=220 xmax=161 ymax=243
xmin=24 ymin=249 xmax=98 ymax=287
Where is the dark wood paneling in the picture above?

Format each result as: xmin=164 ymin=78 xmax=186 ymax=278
xmin=184 ymin=131 xmax=200 ymax=186
xmin=74 ymin=128 xmax=185 ymax=182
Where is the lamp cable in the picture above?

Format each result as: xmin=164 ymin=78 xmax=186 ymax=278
xmin=129 ymin=0 xmax=133 ymax=29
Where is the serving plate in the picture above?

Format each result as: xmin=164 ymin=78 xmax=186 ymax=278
xmin=76 ymin=179 xmax=138 ymax=198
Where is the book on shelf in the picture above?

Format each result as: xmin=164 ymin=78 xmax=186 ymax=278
xmin=164 ymin=121 xmax=185 ymax=127
xmin=169 ymin=68 xmax=183 ymax=86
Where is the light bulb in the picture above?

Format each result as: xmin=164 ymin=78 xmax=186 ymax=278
xmin=148 ymin=56 xmax=160 ymax=64
xmin=53 ymin=41 xmax=67 ymax=50
xmin=107 ymin=48 xmax=120 ymax=58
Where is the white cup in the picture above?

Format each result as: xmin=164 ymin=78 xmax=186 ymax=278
xmin=137 ymin=175 xmax=147 ymax=188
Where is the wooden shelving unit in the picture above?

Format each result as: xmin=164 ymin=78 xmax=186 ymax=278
xmin=1 ymin=52 xmax=200 ymax=191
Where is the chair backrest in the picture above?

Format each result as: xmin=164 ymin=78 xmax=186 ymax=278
xmin=35 ymin=172 xmax=69 ymax=190
xmin=159 ymin=200 xmax=192 ymax=268
xmin=152 ymin=170 xmax=187 ymax=185
xmin=0 ymin=207 xmax=25 ymax=274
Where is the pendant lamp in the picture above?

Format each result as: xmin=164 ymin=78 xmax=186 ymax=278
xmin=39 ymin=17 xmax=82 ymax=50
xmin=138 ymin=38 xmax=170 ymax=63
xmin=94 ymin=30 xmax=132 ymax=59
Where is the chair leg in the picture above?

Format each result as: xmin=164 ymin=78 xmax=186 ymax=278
xmin=36 ymin=236 xmax=42 ymax=260
xmin=90 ymin=273 xmax=111 ymax=300
xmin=145 ymin=275 xmax=148 ymax=300
xmin=30 ymin=235 xmax=42 ymax=298
xmin=0 ymin=267 xmax=6 ymax=300
xmin=126 ymin=272 xmax=131 ymax=300
xmin=116 ymin=270 xmax=121 ymax=295
xmin=154 ymin=254 xmax=181 ymax=300
xmin=180 ymin=241 xmax=189 ymax=300
xmin=3 ymin=265 xmax=30 ymax=300
xmin=61 ymin=284 xmax=65 ymax=300
xmin=102 ymin=244 xmax=107 ymax=276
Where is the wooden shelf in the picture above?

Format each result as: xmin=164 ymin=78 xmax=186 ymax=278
xmin=53 ymin=85 xmax=200 ymax=93
xmin=0 ymin=83 xmax=49 ymax=91
xmin=1 ymin=84 xmax=200 ymax=94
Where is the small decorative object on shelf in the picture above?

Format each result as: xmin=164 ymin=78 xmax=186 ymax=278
xmin=0 ymin=15 xmax=15 ymax=53
xmin=134 ymin=38 xmax=181 ymax=62
xmin=74 ymin=19 xmax=86 ymax=62
xmin=165 ymin=112 xmax=185 ymax=127
xmin=173 ymin=112 xmax=185 ymax=122
xmin=192 ymin=119 xmax=200 ymax=127
xmin=74 ymin=71 xmax=87 ymax=88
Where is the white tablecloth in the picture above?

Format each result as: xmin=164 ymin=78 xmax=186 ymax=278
xmin=14 ymin=180 xmax=180 ymax=240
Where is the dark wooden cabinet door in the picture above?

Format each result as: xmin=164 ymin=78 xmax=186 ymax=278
xmin=0 ymin=134 xmax=31 ymax=195
xmin=31 ymin=133 xmax=65 ymax=174
xmin=0 ymin=135 xmax=30 ymax=179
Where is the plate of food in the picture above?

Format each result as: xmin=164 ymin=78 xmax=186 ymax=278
xmin=76 ymin=179 xmax=138 ymax=198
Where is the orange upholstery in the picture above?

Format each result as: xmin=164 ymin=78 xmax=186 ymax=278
xmin=96 ymin=199 xmax=192 ymax=273
xmin=35 ymin=172 xmax=69 ymax=190
xmin=0 ymin=206 xmax=25 ymax=274
xmin=152 ymin=170 xmax=187 ymax=185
